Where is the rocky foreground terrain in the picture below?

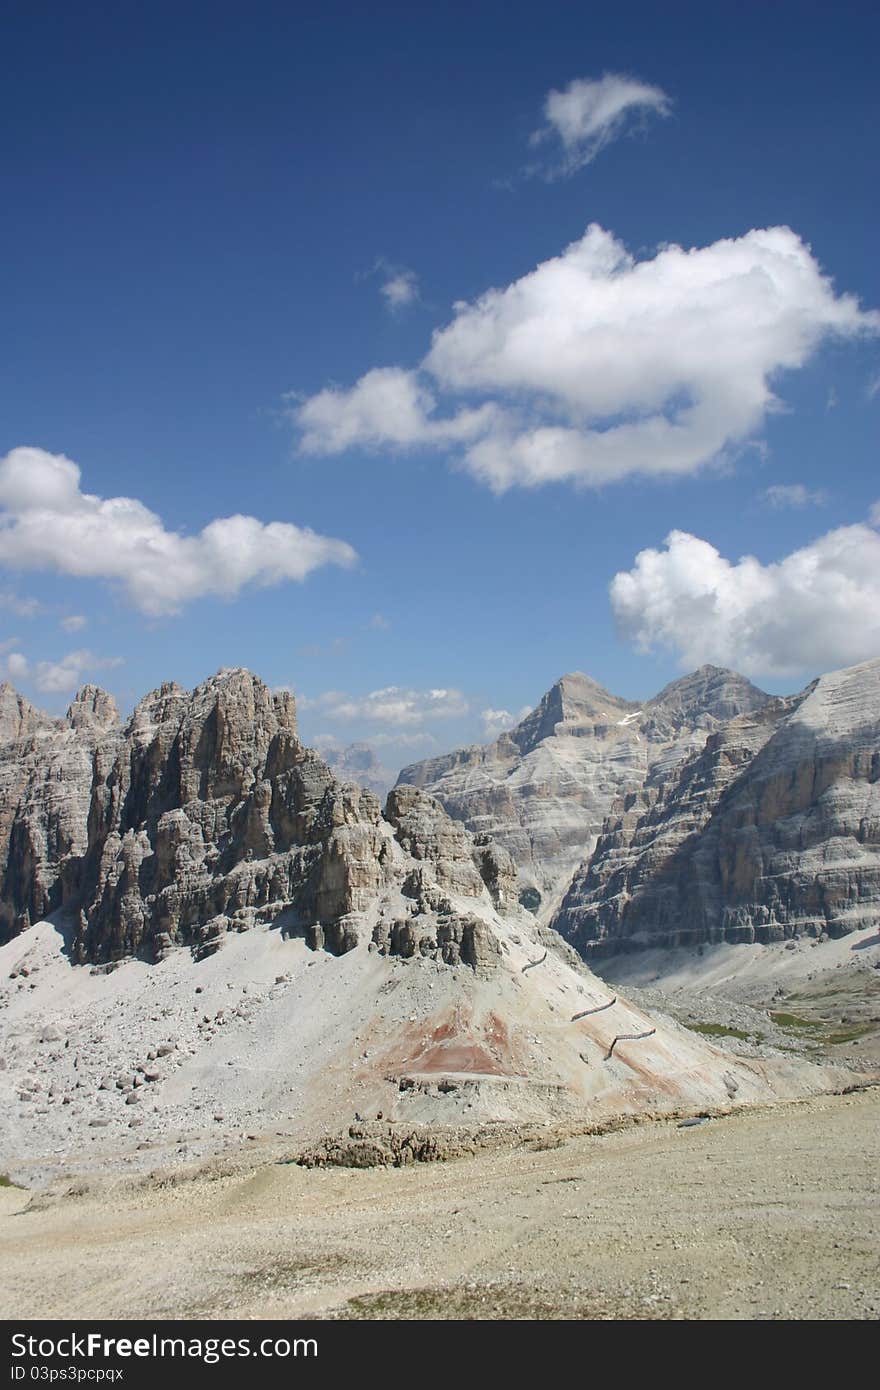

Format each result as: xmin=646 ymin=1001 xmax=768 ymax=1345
xmin=2 ymin=1088 xmax=877 ymax=1320
xmin=0 ymin=669 xmax=861 ymax=1188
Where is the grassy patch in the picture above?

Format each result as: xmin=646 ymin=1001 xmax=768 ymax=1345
xmin=0 ymin=1174 xmax=20 ymax=1189
xmin=687 ymin=1021 xmax=753 ymax=1041
xmin=768 ymin=1011 xmax=823 ymax=1030
xmin=769 ymin=1010 xmax=876 ymax=1046
xmin=823 ymin=1023 xmax=875 ymax=1045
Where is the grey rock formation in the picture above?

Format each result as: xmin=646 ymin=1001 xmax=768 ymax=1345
xmin=0 ymin=683 xmax=60 ymax=743
xmin=4 ymin=657 xmax=877 ymax=973
xmin=553 ymin=658 xmax=880 ymax=954
xmin=398 ymin=665 xmax=770 ymax=905
xmin=0 ymin=669 xmax=511 ymax=971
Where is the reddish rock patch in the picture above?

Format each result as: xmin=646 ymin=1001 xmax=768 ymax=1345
xmin=370 ymin=1005 xmax=527 ymax=1079
xmin=409 ymin=1041 xmax=508 ymax=1075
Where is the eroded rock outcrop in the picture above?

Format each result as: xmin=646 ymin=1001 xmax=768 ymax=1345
xmin=0 ymin=670 xmax=510 ymax=971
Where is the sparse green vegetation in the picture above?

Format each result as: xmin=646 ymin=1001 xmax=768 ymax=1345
xmin=0 ymin=1174 xmax=19 ymax=1189
xmin=824 ymin=1023 xmax=875 ymax=1045
xmin=687 ymin=1021 xmax=753 ymax=1041
xmin=768 ymin=1009 xmax=876 ymax=1047
xmin=769 ymin=1011 xmax=823 ymax=1030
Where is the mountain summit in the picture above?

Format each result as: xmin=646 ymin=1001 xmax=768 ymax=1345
xmin=397 ymin=665 xmax=772 ymax=905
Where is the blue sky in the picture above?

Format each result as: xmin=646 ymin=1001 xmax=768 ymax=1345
xmin=2 ymin=0 xmax=878 ymax=772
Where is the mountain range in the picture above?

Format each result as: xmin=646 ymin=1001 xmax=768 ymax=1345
xmin=5 ymin=666 xmax=849 ymax=1187
xmin=400 ymin=658 xmax=880 ymax=955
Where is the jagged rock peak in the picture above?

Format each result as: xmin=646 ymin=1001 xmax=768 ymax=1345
xmin=508 ymin=672 xmax=637 ymax=755
xmin=66 ymin=685 xmax=120 ymax=732
xmin=0 ymin=666 xmax=520 ymax=971
xmin=130 ymin=667 xmax=295 ymax=727
xmin=0 ymin=683 xmax=60 ymax=743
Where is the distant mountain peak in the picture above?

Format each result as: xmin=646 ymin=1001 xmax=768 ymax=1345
xmin=398 ymin=662 xmax=778 ymax=895
xmin=510 ymin=671 xmax=636 ymax=755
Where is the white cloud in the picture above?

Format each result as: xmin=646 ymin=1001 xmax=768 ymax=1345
xmin=760 ymin=484 xmax=827 ymax=509
xmin=481 ymin=707 xmax=515 ymax=738
xmin=60 ymin=614 xmax=88 ymax=632
xmin=610 ymin=509 xmax=880 ymax=676
xmin=294 ymin=225 xmax=878 ymax=492
xmin=0 ymin=591 xmax=41 ymax=618
xmin=530 ymin=72 xmax=671 ymax=176
xmin=0 ymin=447 xmax=358 ymax=617
xmin=380 ymin=267 xmax=419 ymax=312
xmin=868 ymin=373 xmax=880 ymax=399
xmin=366 ymin=730 xmax=437 ymax=750
xmin=367 ymin=258 xmax=420 ymax=313
xmin=296 ymin=367 xmax=497 ymax=455
xmin=311 ymin=728 xmax=434 ymax=750
xmin=2 ymin=650 xmax=29 ymax=681
xmin=300 ymin=685 xmax=469 ymax=727
xmin=481 ymin=704 xmax=532 ymax=738
xmin=33 ymin=648 xmax=123 ymax=695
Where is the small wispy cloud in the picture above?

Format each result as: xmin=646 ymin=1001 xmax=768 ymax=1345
xmin=481 ymin=705 xmax=531 ymax=739
xmin=299 ymin=685 xmax=468 ymax=727
xmin=369 ymin=258 xmax=420 ymax=314
xmin=0 ymin=591 xmax=41 ymax=618
xmin=60 ymin=614 xmax=87 ymax=633
xmin=529 ymin=72 xmax=672 ymax=178
xmin=34 ymin=649 xmax=123 ymax=694
xmin=381 ymin=270 xmax=419 ymax=312
xmin=297 ymin=636 xmax=348 ymax=659
xmin=760 ymin=483 xmax=827 ymax=509
xmin=1 ymin=647 xmax=29 ymax=681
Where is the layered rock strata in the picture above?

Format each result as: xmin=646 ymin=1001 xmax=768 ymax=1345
xmin=553 ymin=659 xmax=880 ymax=953
xmin=398 ymin=665 xmax=770 ymax=905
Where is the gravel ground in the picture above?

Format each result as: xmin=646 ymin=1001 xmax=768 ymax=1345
xmin=2 ymin=1088 xmax=878 ymax=1321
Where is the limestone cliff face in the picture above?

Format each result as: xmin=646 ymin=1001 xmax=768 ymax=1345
xmin=0 ymin=670 xmax=511 ymax=969
xmin=0 ymin=684 xmax=113 ymax=938
xmin=552 ymin=659 xmax=880 ymax=954
xmin=397 ymin=666 xmax=770 ymax=904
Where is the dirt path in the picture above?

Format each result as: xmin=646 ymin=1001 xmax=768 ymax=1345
xmin=2 ymin=1089 xmax=878 ymax=1321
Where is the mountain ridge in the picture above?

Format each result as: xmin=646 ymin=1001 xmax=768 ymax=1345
xmin=397 ymin=663 xmax=772 ymax=905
